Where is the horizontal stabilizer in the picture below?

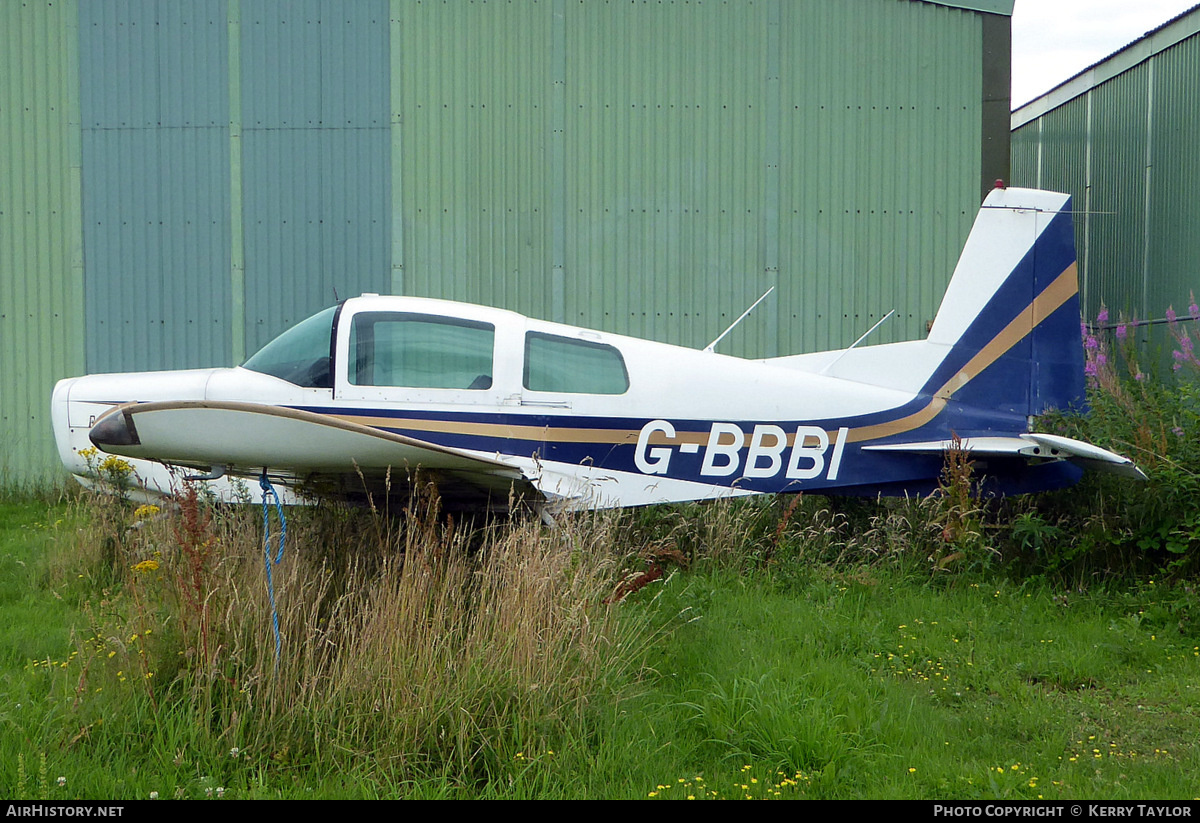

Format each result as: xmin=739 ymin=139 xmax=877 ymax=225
xmin=863 ymin=433 xmax=1146 ymax=480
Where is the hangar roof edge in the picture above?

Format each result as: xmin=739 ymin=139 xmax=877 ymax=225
xmin=1012 ymin=3 xmax=1200 ymax=128
xmin=919 ymin=1 xmax=1014 ymax=16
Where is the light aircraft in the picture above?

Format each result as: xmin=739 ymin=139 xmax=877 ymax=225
xmin=51 ymin=185 xmax=1144 ymax=512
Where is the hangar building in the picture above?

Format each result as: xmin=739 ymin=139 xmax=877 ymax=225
xmin=1011 ymin=5 xmax=1200 ymax=327
xmin=2 ymin=0 xmax=1013 ymax=484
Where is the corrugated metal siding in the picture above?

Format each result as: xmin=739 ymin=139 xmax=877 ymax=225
xmin=0 ymin=0 xmax=84 ymax=484
xmin=564 ymin=0 xmax=768 ymax=350
xmin=397 ymin=0 xmax=553 ymax=320
xmin=1147 ymin=36 xmax=1200 ymax=312
xmin=1012 ymin=20 xmax=1200 ymax=326
xmin=80 ymin=0 xmax=232 ymax=373
xmin=241 ymin=0 xmax=391 ymax=355
xmin=1022 ymin=101 xmax=1092 ymax=308
xmin=79 ymin=0 xmax=392 ymax=366
xmin=5 ymin=0 xmax=1003 ymax=484
xmin=1009 ymin=123 xmax=1039 ymax=186
xmin=73 ymin=0 xmax=997 ymax=363
xmin=398 ymin=0 xmax=990 ymax=358
xmin=1030 ymin=104 xmax=1088 ymax=216
xmin=778 ymin=0 xmax=981 ymax=355
xmin=1087 ymin=67 xmax=1150 ymax=320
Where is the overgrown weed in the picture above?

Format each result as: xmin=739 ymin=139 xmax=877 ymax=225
xmin=1026 ymin=301 xmax=1200 ymax=580
xmin=46 ymin=479 xmax=662 ymax=790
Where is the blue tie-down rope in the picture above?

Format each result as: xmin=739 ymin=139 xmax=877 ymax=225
xmin=260 ymin=471 xmax=287 ymax=669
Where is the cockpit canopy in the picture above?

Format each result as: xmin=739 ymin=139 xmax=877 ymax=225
xmin=242 ymin=298 xmax=630 ymax=395
xmin=241 ymin=305 xmax=337 ymax=388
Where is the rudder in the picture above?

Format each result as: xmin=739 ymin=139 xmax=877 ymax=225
xmin=922 ymin=187 xmax=1085 ymax=426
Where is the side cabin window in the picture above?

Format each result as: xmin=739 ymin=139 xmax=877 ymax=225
xmin=242 ymin=305 xmax=337 ymax=388
xmin=523 ymin=332 xmax=629 ymax=394
xmin=350 ymin=312 xmax=495 ymax=390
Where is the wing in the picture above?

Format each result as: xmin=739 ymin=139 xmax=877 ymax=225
xmin=89 ymin=400 xmax=543 ymax=510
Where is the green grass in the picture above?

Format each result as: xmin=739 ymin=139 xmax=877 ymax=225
xmin=618 ymin=569 xmax=1199 ymax=799
xmin=2 ymin=496 xmax=1199 ymax=799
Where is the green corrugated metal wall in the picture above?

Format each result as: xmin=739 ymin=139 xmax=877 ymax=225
xmin=776 ymin=0 xmax=982 ymax=355
xmin=0 ymin=0 xmax=84 ymax=486
xmin=1147 ymin=38 xmax=1200 ymax=314
xmin=1011 ymin=12 xmax=1200 ymax=325
xmin=398 ymin=0 xmax=553 ymax=318
xmin=3 ymin=0 xmax=1007 ymax=485
xmin=400 ymin=0 xmax=990 ymax=356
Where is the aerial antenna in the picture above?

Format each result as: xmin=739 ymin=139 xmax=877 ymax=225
xmin=819 ymin=309 xmax=895 ymax=375
xmin=332 ymin=285 xmax=341 ymax=302
xmin=704 ymin=286 xmax=775 ymax=353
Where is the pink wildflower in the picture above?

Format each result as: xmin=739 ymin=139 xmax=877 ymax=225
xmin=1116 ymin=323 xmax=1127 ymax=340
xmin=1167 ymin=307 xmax=1177 ymax=324
xmin=1097 ymin=307 xmax=1109 ymax=324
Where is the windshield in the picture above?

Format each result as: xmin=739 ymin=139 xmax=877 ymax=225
xmin=242 ymin=306 xmax=338 ymax=388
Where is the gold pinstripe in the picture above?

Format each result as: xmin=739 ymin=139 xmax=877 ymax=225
xmin=845 ymin=263 xmax=1078 ymax=443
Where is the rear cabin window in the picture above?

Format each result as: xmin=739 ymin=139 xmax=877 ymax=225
xmin=523 ymin=332 xmax=629 ymax=394
xmin=350 ymin=313 xmax=495 ymax=390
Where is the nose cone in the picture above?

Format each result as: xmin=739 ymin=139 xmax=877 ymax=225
xmin=89 ymin=410 xmax=141 ymax=448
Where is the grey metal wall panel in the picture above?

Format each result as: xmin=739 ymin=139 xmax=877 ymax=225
xmin=242 ymin=129 xmax=390 ymax=349
xmin=80 ymin=0 xmax=231 ymax=373
xmin=240 ymin=0 xmax=390 ymax=356
xmin=80 ymin=0 xmax=227 ymax=128
xmin=82 ymin=128 xmax=232 ymax=372
xmin=241 ymin=0 xmax=388 ymax=129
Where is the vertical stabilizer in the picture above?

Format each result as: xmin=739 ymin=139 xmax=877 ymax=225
xmin=922 ymin=187 xmax=1085 ymax=423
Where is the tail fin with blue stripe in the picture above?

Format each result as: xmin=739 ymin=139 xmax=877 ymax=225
xmin=923 ymin=186 xmax=1085 ymax=425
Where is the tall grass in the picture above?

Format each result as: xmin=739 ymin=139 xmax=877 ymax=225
xmin=7 ymin=479 xmax=1200 ymax=798
xmin=46 ymin=478 xmax=659 ymax=792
